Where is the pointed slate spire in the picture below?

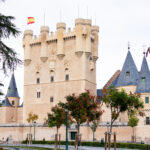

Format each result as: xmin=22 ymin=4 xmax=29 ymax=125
xmin=6 ymin=73 xmax=19 ymax=98
xmin=116 ymin=51 xmax=139 ymax=87
xmin=136 ymin=55 xmax=150 ymax=93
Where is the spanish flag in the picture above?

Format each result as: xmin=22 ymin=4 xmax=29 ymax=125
xmin=27 ymin=17 xmax=35 ymax=25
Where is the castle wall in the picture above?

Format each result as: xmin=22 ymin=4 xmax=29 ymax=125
xmin=0 ymin=125 xmax=133 ymax=142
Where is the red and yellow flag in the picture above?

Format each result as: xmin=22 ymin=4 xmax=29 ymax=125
xmin=27 ymin=17 xmax=35 ymax=25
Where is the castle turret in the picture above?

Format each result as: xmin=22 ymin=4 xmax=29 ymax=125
xmin=116 ymin=51 xmax=139 ymax=87
xmin=56 ymin=22 xmax=66 ymax=59
xmin=6 ymin=73 xmax=20 ymax=107
xmin=136 ymin=55 xmax=150 ymax=93
xmin=85 ymin=19 xmax=92 ymax=56
xmin=23 ymin=30 xmax=33 ymax=65
xmin=40 ymin=26 xmax=49 ymax=62
xmin=91 ymin=25 xmax=99 ymax=61
xmin=75 ymin=18 xmax=84 ymax=56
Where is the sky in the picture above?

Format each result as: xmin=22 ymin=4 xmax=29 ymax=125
xmin=1 ymin=0 xmax=150 ymax=103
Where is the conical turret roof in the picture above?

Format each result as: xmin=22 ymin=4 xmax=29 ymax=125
xmin=116 ymin=51 xmax=139 ymax=87
xmin=6 ymin=73 xmax=19 ymax=98
xmin=136 ymin=56 xmax=150 ymax=93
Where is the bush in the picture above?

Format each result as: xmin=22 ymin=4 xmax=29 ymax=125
xmin=22 ymin=140 xmax=150 ymax=150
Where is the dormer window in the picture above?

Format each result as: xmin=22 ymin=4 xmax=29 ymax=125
xmin=126 ymin=71 xmax=130 ymax=77
xmin=141 ymin=77 xmax=146 ymax=82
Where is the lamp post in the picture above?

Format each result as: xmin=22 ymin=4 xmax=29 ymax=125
xmin=33 ymin=121 xmax=36 ymax=141
xmin=65 ymin=109 xmax=68 ymax=150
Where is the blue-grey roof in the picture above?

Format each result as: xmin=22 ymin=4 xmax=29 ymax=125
xmin=6 ymin=74 xmax=19 ymax=98
xmin=2 ymin=98 xmax=12 ymax=107
xmin=136 ymin=56 xmax=150 ymax=93
xmin=116 ymin=51 xmax=139 ymax=87
xmin=110 ymin=74 xmax=120 ymax=87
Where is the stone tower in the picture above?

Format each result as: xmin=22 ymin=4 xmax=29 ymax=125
xmin=6 ymin=73 xmax=20 ymax=107
xmin=22 ymin=18 xmax=99 ymax=123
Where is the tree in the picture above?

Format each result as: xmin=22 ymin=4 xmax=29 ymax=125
xmin=59 ymin=90 xmax=103 ymax=149
xmin=26 ymin=112 xmax=38 ymax=136
xmin=47 ymin=105 xmax=66 ymax=135
xmin=128 ymin=115 xmax=139 ymax=143
xmin=102 ymin=86 xmax=144 ymax=133
xmin=0 ymin=0 xmax=22 ymax=74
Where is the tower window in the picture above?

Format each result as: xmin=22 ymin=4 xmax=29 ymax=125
xmin=141 ymin=77 xmax=146 ymax=82
xmin=65 ymin=74 xmax=69 ymax=81
xmin=50 ymin=76 xmax=54 ymax=82
xmin=126 ymin=71 xmax=130 ymax=77
xmin=37 ymin=78 xmax=40 ymax=84
xmin=50 ymin=97 xmax=54 ymax=102
xmin=145 ymin=97 xmax=149 ymax=104
xmin=12 ymin=101 xmax=14 ymax=105
xmin=37 ymin=92 xmax=40 ymax=98
xmin=146 ymin=117 xmax=150 ymax=125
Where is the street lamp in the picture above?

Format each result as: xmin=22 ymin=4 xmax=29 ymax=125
xmin=65 ymin=109 xmax=68 ymax=150
xmin=33 ymin=121 xmax=36 ymax=141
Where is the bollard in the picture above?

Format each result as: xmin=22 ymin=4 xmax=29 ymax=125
xmin=108 ymin=133 xmax=111 ymax=150
xmin=114 ymin=132 xmax=116 ymax=150
xmin=105 ymin=132 xmax=107 ymax=150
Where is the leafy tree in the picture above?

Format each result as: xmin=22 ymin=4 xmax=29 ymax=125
xmin=47 ymin=105 xmax=66 ymax=135
xmin=26 ymin=112 xmax=38 ymax=135
xmin=0 ymin=0 xmax=22 ymax=74
xmin=128 ymin=115 xmax=139 ymax=143
xmin=102 ymin=86 xmax=144 ymax=133
xmin=59 ymin=90 xmax=103 ymax=148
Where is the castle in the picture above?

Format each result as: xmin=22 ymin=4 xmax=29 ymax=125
xmin=0 ymin=18 xmax=150 ymax=142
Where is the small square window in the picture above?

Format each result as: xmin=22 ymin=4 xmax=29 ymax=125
xmin=37 ymin=78 xmax=40 ymax=84
xmin=50 ymin=97 xmax=54 ymax=102
xmin=65 ymin=74 xmax=69 ymax=81
xmin=37 ymin=92 xmax=40 ymax=98
xmin=50 ymin=76 xmax=54 ymax=82
xmin=141 ymin=77 xmax=146 ymax=82
xmin=126 ymin=71 xmax=130 ymax=77
xmin=145 ymin=97 xmax=149 ymax=104
xmin=12 ymin=101 xmax=14 ymax=105
xmin=146 ymin=117 xmax=150 ymax=125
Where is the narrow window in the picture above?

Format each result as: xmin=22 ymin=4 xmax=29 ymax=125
xmin=146 ymin=117 xmax=150 ymax=125
xmin=37 ymin=78 xmax=40 ymax=84
xmin=126 ymin=71 xmax=130 ymax=77
xmin=141 ymin=77 xmax=146 ymax=83
xmin=37 ymin=92 xmax=40 ymax=98
xmin=65 ymin=74 xmax=69 ymax=81
xmin=50 ymin=97 xmax=54 ymax=102
xmin=12 ymin=101 xmax=14 ymax=105
xmin=50 ymin=76 xmax=54 ymax=82
xmin=145 ymin=97 xmax=149 ymax=104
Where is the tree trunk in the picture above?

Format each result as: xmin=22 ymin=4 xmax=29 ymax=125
xmin=93 ymin=126 xmax=95 ymax=142
xmin=76 ymin=123 xmax=80 ymax=150
xmin=133 ymin=127 xmax=135 ymax=143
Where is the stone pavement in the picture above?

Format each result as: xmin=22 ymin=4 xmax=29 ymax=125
xmin=0 ymin=144 xmax=137 ymax=150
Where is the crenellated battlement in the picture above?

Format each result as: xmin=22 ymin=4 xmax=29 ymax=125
xmin=23 ymin=18 xmax=99 ymax=64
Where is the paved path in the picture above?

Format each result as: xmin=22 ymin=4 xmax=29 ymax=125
xmin=0 ymin=144 xmax=137 ymax=150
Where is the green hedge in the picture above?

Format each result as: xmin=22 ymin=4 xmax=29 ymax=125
xmin=22 ymin=141 xmax=150 ymax=150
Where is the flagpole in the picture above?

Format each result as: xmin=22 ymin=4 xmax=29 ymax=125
xmin=44 ymin=13 xmax=45 ymax=26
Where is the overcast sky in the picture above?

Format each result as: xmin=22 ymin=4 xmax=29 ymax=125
xmin=1 ymin=0 xmax=150 ymax=103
